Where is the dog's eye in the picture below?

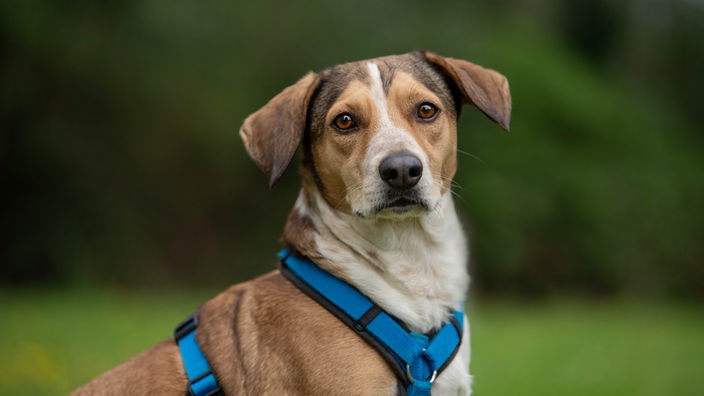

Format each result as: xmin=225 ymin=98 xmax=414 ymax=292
xmin=332 ymin=113 xmax=356 ymax=131
xmin=417 ymin=103 xmax=439 ymax=121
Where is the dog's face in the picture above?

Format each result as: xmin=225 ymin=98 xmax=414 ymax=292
xmin=307 ymin=56 xmax=460 ymax=219
xmin=240 ymin=52 xmax=511 ymax=220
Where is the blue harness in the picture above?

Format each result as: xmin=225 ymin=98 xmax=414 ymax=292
xmin=279 ymin=250 xmax=464 ymax=396
xmin=175 ymin=250 xmax=464 ymax=396
xmin=174 ymin=314 xmax=222 ymax=396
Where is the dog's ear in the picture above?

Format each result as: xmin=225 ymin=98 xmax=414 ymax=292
xmin=422 ymin=51 xmax=511 ymax=131
xmin=239 ymin=72 xmax=320 ymax=187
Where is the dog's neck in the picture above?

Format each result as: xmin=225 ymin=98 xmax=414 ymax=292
xmin=282 ymin=183 xmax=469 ymax=334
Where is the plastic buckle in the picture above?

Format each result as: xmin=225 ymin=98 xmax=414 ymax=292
xmin=188 ymin=370 xmax=222 ymax=396
xmin=175 ymin=314 xmax=198 ymax=341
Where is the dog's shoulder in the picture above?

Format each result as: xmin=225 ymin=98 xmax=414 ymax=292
xmin=196 ymin=270 xmax=398 ymax=395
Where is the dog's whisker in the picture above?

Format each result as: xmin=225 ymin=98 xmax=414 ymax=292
xmin=428 ymin=172 xmax=466 ymax=204
xmin=457 ymin=149 xmax=484 ymax=163
xmin=431 ymin=171 xmax=464 ymax=191
xmin=450 ymin=189 xmax=465 ymax=202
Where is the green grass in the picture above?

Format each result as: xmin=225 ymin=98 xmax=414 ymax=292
xmin=469 ymin=300 xmax=704 ymax=396
xmin=1 ymin=290 xmax=702 ymax=395
xmin=0 ymin=288 xmax=213 ymax=396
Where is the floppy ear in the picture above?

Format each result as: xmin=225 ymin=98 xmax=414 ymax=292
xmin=422 ymin=51 xmax=511 ymax=131
xmin=239 ymin=72 xmax=320 ymax=187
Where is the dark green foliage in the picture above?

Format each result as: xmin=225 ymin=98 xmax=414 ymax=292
xmin=1 ymin=0 xmax=702 ymax=297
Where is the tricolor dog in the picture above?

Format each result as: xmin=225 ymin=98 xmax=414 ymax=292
xmin=74 ymin=51 xmax=511 ymax=395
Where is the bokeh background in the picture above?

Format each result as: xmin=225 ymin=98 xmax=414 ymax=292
xmin=2 ymin=0 xmax=703 ymax=395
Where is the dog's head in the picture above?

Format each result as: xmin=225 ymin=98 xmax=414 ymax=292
xmin=240 ymin=52 xmax=511 ymax=220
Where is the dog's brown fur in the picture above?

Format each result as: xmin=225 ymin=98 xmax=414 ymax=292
xmin=74 ymin=272 xmax=397 ymax=395
xmin=73 ymin=51 xmax=510 ymax=395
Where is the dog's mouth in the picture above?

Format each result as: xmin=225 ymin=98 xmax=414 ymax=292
xmin=384 ymin=197 xmax=423 ymax=209
xmin=351 ymin=183 xmax=437 ymax=219
xmin=370 ymin=194 xmax=430 ymax=217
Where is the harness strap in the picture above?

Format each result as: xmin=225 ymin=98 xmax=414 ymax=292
xmin=174 ymin=314 xmax=222 ymax=396
xmin=279 ymin=249 xmax=464 ymax=396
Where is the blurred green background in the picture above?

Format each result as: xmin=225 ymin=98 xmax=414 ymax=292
xmin=1 ymin=0 xmax=703 ymax=394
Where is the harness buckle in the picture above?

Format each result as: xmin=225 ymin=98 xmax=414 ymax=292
xmin=188 ymin=370 xmax=222 ymax=396
xmin=174 ymin=314 xmax=198 ymax=341
xmin=405 ymin=363 xmax=438 ymax=385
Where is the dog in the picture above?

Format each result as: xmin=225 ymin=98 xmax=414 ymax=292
xmin=73 ymin=51 xmax=510 ymax=396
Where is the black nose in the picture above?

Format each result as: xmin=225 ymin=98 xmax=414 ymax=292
xmin=378 ymin=152 xmax=423 ymax=190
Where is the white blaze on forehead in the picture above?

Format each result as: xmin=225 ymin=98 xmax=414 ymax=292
xmin=364 ymin=62 xmax=426 ymax=161
xmin=366 ymin=62 xmax=394 ymax=131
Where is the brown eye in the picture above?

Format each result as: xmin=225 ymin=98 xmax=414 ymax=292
xmin=417 ymin=103 xmax=439 ymax=121
xmin=332 ymin=113 xmax=356 ymax=131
